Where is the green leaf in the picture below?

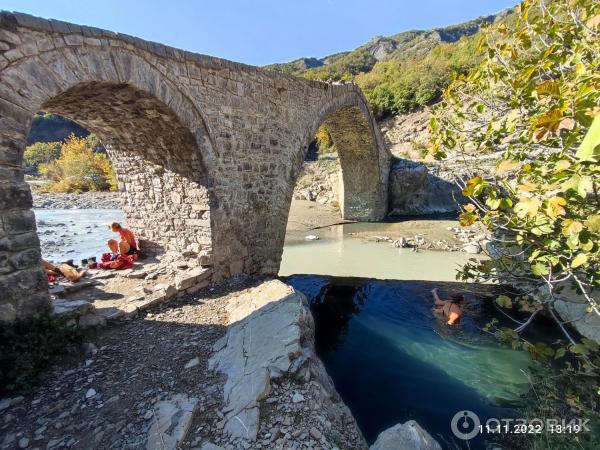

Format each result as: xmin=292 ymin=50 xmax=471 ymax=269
xmin=496 ymin=295 xmax=512 ymax=309
xmin=515 ymin=197 xmax=541 ymax=219
xmin=578 ymin=176 xmax=593 ymax=197
xmin=576 ymin=115 xmax=600 ymax=162
xmin=582 ymin=338 xmax=599 ymax=352
xmin=571 ymin=343 xmax=589 ymax=355
xmin=459 ymin=212 xmax=478 ymax=227
xmin=554 ymin=347 xmax=566 ymax=359
xmin=531 ymin=263 xmax=549 ymax=276
xmin=561 ymin=174 xmax=581 ymax=194
xmin=584 ymin=215 xmax=600 ymax=233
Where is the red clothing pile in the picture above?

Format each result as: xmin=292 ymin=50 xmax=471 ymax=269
xmin=98 ymin=252 xmax=135 ymax=270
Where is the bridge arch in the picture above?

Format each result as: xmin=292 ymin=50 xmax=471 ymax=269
xmin=300 ymin=89 xmax=390 ymax=222
xmin=0 ymin=45 xmax=215 ymax=321
xmin=0 ymin=12 xmax=393 ymax=323
xmin=263 ymin=88 xmax=390 ymax=275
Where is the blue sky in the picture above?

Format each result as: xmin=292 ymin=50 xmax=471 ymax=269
xmin=0 ymin=0 xmax=517 ymax=65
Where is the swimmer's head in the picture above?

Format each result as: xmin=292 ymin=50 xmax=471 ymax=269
xmin=450 ymin=292 xmax=465 ymax=304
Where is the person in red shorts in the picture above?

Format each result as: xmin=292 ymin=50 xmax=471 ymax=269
xmin=107 ymin=222 xmax=139 ymax=257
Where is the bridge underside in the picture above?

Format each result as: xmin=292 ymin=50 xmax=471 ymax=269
xmin=0 ymin=11 xmax=391 ymax=323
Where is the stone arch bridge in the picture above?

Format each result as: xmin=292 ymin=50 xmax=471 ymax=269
xmin=0 ymin=12 xmax=391 ymax=322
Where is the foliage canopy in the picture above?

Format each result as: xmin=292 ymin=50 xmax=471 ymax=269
xmin=39 ymin=135 xmax=117 ymax=192
xmin=430 ymin=0 xmax=599 ymax=361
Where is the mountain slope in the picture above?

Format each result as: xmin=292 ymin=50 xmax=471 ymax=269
xmin=264 ymin=11 xmax=511 ymax=78
xmin=265 ymin=8 xmax=515 ymax=117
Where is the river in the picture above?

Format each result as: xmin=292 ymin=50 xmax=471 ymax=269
xmin=35 ymin=208 xmax=531 ymax=449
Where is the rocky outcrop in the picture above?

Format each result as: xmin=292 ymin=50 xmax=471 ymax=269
xmin=208 ymin=279 xmax=367 ymax=448
xmin=146 ymin=394 xmax=198 ymax=450
xmin=293 ymin=158 xmax=341 ymax=206
xmin=388 ymin=159 xmax=463 ymax=215
xmin=555 ymin=299 xmax=600 ymax=344
xmin=370 ymin=421 xmax=441 ymax=450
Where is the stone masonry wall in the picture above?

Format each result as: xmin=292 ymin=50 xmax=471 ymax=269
xmin=0 ymin=11 xmax=391 ymax=323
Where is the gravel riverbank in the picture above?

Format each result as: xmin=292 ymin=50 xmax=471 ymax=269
xmin=32 ymin=191 xmax=122 ymax=210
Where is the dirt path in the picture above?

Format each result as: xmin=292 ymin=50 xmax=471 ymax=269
xmin=0 ymin=276 xmax=261 ymax=450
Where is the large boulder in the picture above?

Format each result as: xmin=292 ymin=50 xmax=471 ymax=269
xmin=208 ymin=280 xmax=366 ymax=446
xmin=370 ymin=421 xmax=441 ymax=450
xmin=388 ymin=159 xmax=463 ymax=216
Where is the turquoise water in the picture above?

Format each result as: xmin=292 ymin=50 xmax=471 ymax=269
xmin=286 ymin=275 xmax=535 ymax=448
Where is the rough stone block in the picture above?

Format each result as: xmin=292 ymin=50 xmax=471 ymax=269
xmin=1 ymin=210 xmax=36 ymax=234
xmin=153 ymin=283 xmax=177 ymax=298
xmin=9 ymin=248 xmax=40 ymax=270
xmin=369 ymin=421 xmax=441 ymax=450
xmin=53 ymin=299 xmax=94 ymax=318
xmin=174 ymin=267 xmax=211 ymax=290
xmin=0 ymin=302 xmax=17 ymax=323
xmin=0 ymin=182 xmax=32 ymax=210
xmin=146 ymin=394 xmax=198 ymax=450
xmin=78 ymin=313 xmax=106 ymax=328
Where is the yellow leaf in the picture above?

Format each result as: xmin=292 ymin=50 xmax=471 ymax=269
xmin=534 ymin=108 xmax=563 ymax=130
xmin=517 ymin=182 xmax=535 ymax=193
xmin=584 ymin=215 xmax=600 ymax=233
xmin=562 ymin=219 xmax=583 ymax=236
xmin=546 ymin=196 xmax=567 ymax=217
xmin=467 ymin=176 xmax=483 ymax=186
xmin=459 ymin=212 xmax=478 ymax=227
xmin=497 ymin=160 xmax=521 ymax=173
xmin=515 ymin=197 xmax=541 ymax=219
xmin=535 ymin=80 xmax=560 ymax=97
xmin=572 ymin=253 xmax=588 ymax=269
xmin=554 ymin=160 xmax=571 ymax=173
xmin=586 ymin=14 xmax=600 ymax=28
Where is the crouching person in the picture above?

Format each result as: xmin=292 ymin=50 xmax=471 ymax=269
xmin=107 ymin=222 xmax=139 ymax=259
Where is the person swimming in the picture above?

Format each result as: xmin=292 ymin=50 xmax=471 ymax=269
xmin=431 ymin=288 xmax=465 ymax=326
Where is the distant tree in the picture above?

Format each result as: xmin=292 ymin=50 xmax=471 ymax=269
xmin=40 ymin=135 xmax=116 ymax=192
xmin=315 ymin=125 xmax=334 ymax=152
xmin=23 ymin=141 xmax=61 ymax=173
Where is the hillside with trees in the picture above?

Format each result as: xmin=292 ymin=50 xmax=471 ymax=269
xmin=265 ymin=9 xmax=515 ymax=118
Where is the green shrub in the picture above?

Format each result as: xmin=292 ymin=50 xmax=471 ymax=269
xmin=23 ymin=141 xmax=61 ymax=173
xmin=0 ymin=314 xmax=86 ymax=395
xmin=356 ymin=35 xmax=481 ymax=117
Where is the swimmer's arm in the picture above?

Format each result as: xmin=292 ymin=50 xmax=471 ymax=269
xmin=431 ymin=288 xmax=444 ymax=305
